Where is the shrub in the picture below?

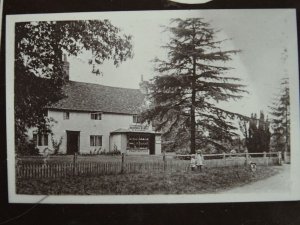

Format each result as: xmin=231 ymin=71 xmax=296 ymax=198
xmin=16 ymin=140 xmax=40 ymax=156
xmin=99 ymin=149 xmax=121 ymax=156
xmin=99 ymin=144 xmax=121 ymax=156
xmin=51 ymin=136 xmax=63 ymax=154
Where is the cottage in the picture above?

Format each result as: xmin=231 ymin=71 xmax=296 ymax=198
xmin=28 ymin=57 xmax=161 ymax=155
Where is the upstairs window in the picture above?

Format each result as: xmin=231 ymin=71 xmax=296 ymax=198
xmin=133 ymin=115 xmax=142 ymax=124
xmin=33 ymin=133 xmax=48 ymax=146
xmin=90 ymin=135 xmax=102 ymax=146
xmin=91 ymin=112 xmax=102 ymax=120
xmin=63 ymin=112 xmax=70 ymax=120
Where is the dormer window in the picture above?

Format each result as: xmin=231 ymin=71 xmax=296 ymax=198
xmin=133 ymin=115 xmax=141 ymax=124
xmin=91 ymin=112 xmax=102 ymax=120
xmin=63 ymin=112 xmax=70 ymax=120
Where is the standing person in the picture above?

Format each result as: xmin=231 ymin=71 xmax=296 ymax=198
xmin=195 ymin=150 xmax=204 ymax=171
xmin=278 ymin=151 xmax=282 ymax=165
xmin=190 ymin=155 xmax=196 ymax=171
xmin=42 ymin=147 xmax=52 ymax=165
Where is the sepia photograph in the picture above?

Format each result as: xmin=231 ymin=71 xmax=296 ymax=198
xmin=6 ymin=9 xmax=300 ymax=203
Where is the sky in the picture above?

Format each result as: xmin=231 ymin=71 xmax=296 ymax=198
xmin=68 ymin=9 xmax=298 ymax=117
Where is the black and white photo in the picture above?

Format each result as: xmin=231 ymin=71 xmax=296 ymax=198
xmin=6 ymin=9 xmax=300 ymax=203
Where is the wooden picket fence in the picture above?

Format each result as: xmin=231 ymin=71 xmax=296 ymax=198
xmin=16 ymin=161 xmax=191 ymax=178
xmin=16 ymin=152 xmax=281 ymax=178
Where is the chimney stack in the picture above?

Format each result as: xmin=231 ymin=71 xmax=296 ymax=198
xmin=62 ymin=54 xmax=70 ymax=81
xmin=139 ymin=74 xmax=148 ymax=94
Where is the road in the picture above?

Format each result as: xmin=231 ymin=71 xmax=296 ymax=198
xmin=223 ymin=164 xmax=291 ymax=194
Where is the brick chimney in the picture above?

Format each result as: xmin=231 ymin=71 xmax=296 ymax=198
xmin=62 ymin=54 xmax=70 ymax=81
xmin=139 ymin=74 xmax=148 ymax=94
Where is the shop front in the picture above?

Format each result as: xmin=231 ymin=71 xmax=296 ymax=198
xmin=110 ymin=128 xmax=161 ymax=155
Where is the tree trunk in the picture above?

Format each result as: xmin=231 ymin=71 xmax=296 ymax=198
xmin=285 ymin=96 xmax=289 ymax=153
xmin=190 ymin=56 xmax=196 ymax=154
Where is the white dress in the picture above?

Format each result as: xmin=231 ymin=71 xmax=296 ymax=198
xmin=196 ymin=154 xmax=203 ymax=166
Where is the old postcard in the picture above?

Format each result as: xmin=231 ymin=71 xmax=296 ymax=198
xmin=6 ymin=9 xmax=300 ymax=203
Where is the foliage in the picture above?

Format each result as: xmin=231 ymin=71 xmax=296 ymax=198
xmin=269 ymin=77 xmax=290 ymax=152
xmin=239 ymin=111 xmax=271 ymax=153
xmin=142 ymin=18 xmax=247 ymax=154
xmin=16 ymin=139 xmax=40 ymax=156
xmin=51 ymin=136 xmax=63 ymax=155
xmin=15 ymin=20 xmax=133 ymax=150
xmin=85 ymin=146 xmax=120 ymax=156
xmin=99 ymin=149 xmax=121 ymax=156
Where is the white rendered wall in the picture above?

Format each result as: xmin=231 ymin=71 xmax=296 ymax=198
xmin=155 ymin=134 xmax=162 ymax=155
xmin=27 ymin=110 xmax=161 ymax=155
xmin=46 ymin=110 xmax=135 ymax=154
xmin=110 ymin=134 xmax=122 ymax=152
xmin=110 ymin=134 xmax=127 ymax=153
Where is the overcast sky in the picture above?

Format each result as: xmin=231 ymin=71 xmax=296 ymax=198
xmin=68 ymin=9 xmax=298 ymax=117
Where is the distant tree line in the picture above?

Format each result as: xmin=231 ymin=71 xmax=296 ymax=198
xmin=239 ymin=112 xmax=271 ymax=153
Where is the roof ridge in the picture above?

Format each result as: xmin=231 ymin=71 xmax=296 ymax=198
xmin=68 ymin=80 xmax=141 ymax=91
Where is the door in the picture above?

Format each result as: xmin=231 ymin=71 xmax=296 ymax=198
xmin=149 ymin=134 xmax=155 ymax=155
xmin=66 ymin=131 xmax=80 ymax=154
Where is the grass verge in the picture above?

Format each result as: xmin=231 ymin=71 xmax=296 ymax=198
xmin=17 ymin=166 xmax=280 ymax=195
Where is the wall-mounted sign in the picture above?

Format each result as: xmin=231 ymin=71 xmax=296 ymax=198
xmin=129 ymin=124 xmax=149 ymax=131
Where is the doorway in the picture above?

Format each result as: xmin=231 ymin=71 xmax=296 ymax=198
xmin=149 ymin=134 xmax=155 ymax=155
xmin=66 ymin=131 xmax=80 ymax=154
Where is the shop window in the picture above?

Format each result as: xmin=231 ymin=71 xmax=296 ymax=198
xmin=127 ymin=134 xmax=149 ymax=149
xmin=91 ymin=112 xmax=102 ymax=120
xmin=90 ymin=135 xmax=102 ymax=146
xmin=33 ymin=133 xmax=48 ymax=146
xmin=63 ymin=111 xmax=70 ymax=120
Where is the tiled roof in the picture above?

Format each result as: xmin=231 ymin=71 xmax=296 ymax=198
xmin=48 ymin=81 xmax=145 ymax=114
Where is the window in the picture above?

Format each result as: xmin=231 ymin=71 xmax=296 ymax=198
xmin=63 ymin=112 xmax=70 ymax=120
xmin=33 ymin=133 xmax=48 ymax=146
xmin=133 ymin=115 xmax=141 ymax=124
xmin=91 ymin=112 xmax=102 ymax=120
xmin=127 ymin=134 xmax=149 ymax=149
xmin=90 ymin=135 xmax=102 ymax=146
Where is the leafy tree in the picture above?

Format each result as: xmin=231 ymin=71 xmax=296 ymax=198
xmin=15 ymin=20 xmax=133 ymax=152
xmin=269 ymin=77 xmax=290 ymax=153
xmin=142 ymin=18 xmax=247 ymax=154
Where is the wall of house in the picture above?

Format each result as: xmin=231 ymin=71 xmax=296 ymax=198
xmin=27 ymin=110 xmax=137 ymax=154
xmin=155 ymin=134 xmax=162 ymax=155
xmin=27 ymin=110 xmax=163 ymax=155
xmin=109 ymin=134 xmax=128 ymax=153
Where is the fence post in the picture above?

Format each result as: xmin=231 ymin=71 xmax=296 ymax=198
xmin=278 ymin=151 xmax=282 ymax=165
xmin=284 ymin=151 xmax=287 ymax=163
xmin=263 ymin=151 xmax=267 ymax=166
xmin=73 ymin=152 xmax=77 ymax=176
xmin=245 ymin=151 xmax=249 ymax=166
xmin=121 ymin=153 xmax=125 ymax=174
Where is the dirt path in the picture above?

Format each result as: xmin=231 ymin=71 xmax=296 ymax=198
xmin=223 ymin=164 xmax=291 ymax=194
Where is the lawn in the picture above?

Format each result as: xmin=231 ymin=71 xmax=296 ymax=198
xmin=16 ymin=166 xmax=280 ymax=195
